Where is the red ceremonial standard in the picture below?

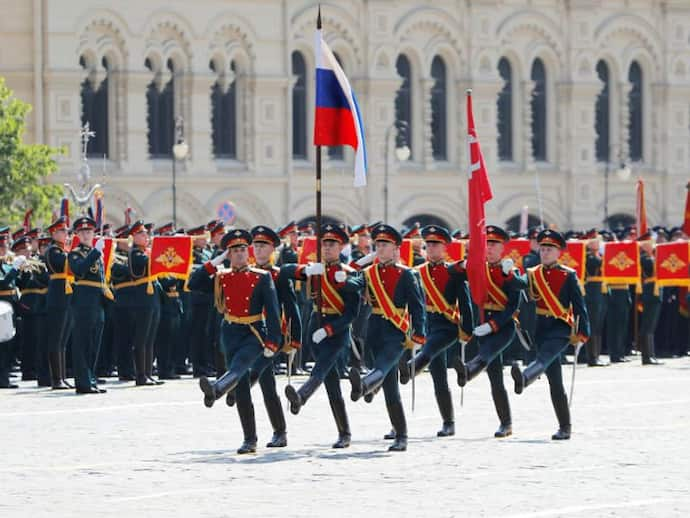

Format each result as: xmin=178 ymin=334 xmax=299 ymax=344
xmin=502 ymin=239 xmax=531 ymax=273
xmin=298 ymin=236 xmax=317 ymax=265
xmin=558 ymin=240 xmax=587 ymax=284
xmin=149 ymin=236 xmax=193 ymax=279
xmin=445 ymin=240 xmax=466 ymax=262
xmin=602 ymin=241 xmax=640 ymax=284
xmin=656 ymin=241 xmax=690 ymax=287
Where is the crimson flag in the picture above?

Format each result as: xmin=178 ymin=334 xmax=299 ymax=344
xmin=466 ymin=90 xmax=494 ymax=311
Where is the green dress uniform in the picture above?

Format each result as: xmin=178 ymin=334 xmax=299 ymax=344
xmin=68 ymin=219 xmax=112 ymax=394
xmin=0 ymin=260 xmax=20 ymax=388
xmin=584 ymin=248 xmax=608 ymax=366
xmin=638 ymin=246 xmax=663 ymax=365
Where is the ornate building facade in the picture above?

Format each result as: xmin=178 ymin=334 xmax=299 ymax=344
xmin=2 ymin=0 xmax=689 ymax=230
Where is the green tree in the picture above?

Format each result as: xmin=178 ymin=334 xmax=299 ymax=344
xmin=0 ymin=76 xmax=63 ymax=228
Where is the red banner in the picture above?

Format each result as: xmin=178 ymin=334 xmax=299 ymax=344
xmin=683 ymin=182 xmax=690 ymax=236
xmin=149 ymin=236 xmax=193 ymax=280
xmin=445 ymin=240 xmax=466 ymax=262
xmin=602 ymin=241 xmax=640 ymax=284
xmin=503 ymin=239 xmax=532 ymax=273
xmin=656 ymin=241 xmax=690 ymax=287
xmin=636 ymin=178 xmax=648 ymax=237
xmin=298 ymin=237 xmax=317 ymax=265
xmin=558 ymin=240 xmax=587 ymax=284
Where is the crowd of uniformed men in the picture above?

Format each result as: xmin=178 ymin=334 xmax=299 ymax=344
xmin=1 ymin=215 xmax=688 ymax=453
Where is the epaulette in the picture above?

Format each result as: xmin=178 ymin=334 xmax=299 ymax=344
xmin=248 ymin=267 xmax=270 ymax=276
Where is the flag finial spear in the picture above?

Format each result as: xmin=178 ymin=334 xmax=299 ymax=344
xmin=317 ymin=4 xmax=322 ymax=29
xmin=466 ymin=88 xmax=472 ymax=95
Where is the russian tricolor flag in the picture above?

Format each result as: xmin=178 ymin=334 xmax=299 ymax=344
xmin=313 ymin=28 xmax=367 ymax=187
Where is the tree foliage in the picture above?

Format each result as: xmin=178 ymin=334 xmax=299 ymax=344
xmin=0 ymin=77 xmax=63 ymax=227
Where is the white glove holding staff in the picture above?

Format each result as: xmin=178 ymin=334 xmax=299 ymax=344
xmin=304 ymin=262 xmax=325 ymax=276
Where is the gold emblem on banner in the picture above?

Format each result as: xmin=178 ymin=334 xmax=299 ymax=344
xmin=660 ymin=253 xmax=686 ymax=274
xmin=505 ymin=249 xmax=524 ymax=268
xmin=155 ymin=247 xmax=185 ymax=269
xmin=608 ymin=251 xmax=635 ymax=271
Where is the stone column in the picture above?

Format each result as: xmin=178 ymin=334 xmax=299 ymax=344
xmin=186 ymin=70 xmax=215 ymax=174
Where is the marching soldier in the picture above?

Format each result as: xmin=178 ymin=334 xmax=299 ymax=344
xmin=453 ymin=225 xmax=527 ymax=438
xmin=192 ymin=229 xmax=281 ymax=454
xmin=511 ymin=229 xmax=590 ymax=440
xmin=638 ymin=232 xmax=663 ymax=365
xmin=110 ymin=225 xmax=135 ymax=381
xmin=224 ymin=225 xmax=303 ymax=448
xmin=398 ymin=225 xmax=474 ymax=437
xmin=583 ymin=230 xmax=609 ymax=366
xmin=349 ymin=224 xmax=426 ymax=452
xmin=283 ymin=224 xmax=363 ymax=448
xmin=35 ymin=234 xmax=53 ymax=386
xmin=68 ymin=216 xmax=112 ymax=394
xmin=44 ymin=217 xmax=73 ymax=389
xmin=276 ymin=221 xmax=299 ymax=266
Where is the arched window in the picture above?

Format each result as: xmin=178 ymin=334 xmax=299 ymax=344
xmin=628 ymin=61 xmax=643 ymax=162
xmin=505 ymin=213 xmax=543 ymax=234
xmin=595 ymin=60 xmax=610 ymax=162
xmin=430 ymin=55 xmax=447 ymax=160
xmin=328 ymin=52 xmax=344 ymax=160
xmin=497 ymin=57 xmax=513 ymax=161
xmin=402 ymin=214 xmax=450 ymax=230
xmin=79 ymin=56 xmax=109 ymax=157
xmin=211 ymin=60 xmax=237 ymax=159
xmin=395 ymin=54 xmax=412 ymax=154
xmin=291 ymin=51 xmax=307 ymax=159
xmin=530 ymin=58 xmax=547 ymax=161
xmin=146 ymin=58 xmax=175 ymax=158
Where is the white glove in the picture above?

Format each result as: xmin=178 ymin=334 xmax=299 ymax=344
xmin=355 ymin=251 xmax=376 ymax=267
xmin=599 ymin=242 xmax=605 ymax=256
xmin=94 ymin=238 xmax=106 ymax=252
xmin=312 ymin=328 xmax=328 ymax=344
xmin=473 ymin=323 xmax=493 ymax=337
xmin=501 ymin=258 xmax=514 ymax=275
xmin=210 ymin=250 xmax=228 ymax=266
xmin=334 ymin=270 xmax=347 ymax=283
xmin=263 ymin=347 xmax=275 ymax=358
xmin=12 ymin=256 xmax=27 ymax=269
xmin=304 ymin=262 xmax=325 ymax=276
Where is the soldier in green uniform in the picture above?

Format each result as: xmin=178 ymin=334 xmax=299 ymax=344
xmin=583 ymin=230 xmax=609 ymax=366
xmin=188 ymin=225 xmax=214 ymax=377
xmin=13 ymin=235 xmax=49 ymax=385
xmin=68 ymin=216 xmax=112 ymax=394
xmin=1 ymin=229 xmax=22 ymax=389
xmin=638 ymin=232 xmax=663 ymax=365
xmin=44 ymin=218 xmax=73 ymax=389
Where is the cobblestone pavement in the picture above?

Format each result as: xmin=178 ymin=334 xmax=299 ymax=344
xmin=2 ymin=356 xmax=690 ymax=518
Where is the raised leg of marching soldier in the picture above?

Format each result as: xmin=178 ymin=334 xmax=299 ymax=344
xmin=606 ymin=287 xmax=631 ymax=362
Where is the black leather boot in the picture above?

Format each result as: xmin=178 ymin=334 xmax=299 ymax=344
xmin=511 ymin=360 xmax=544 ymax=394
xmin=49 ymin=351 xmax=69 ymax=390
xmin=398 ymin=349 xmax=412 ymax=385
xmin=135 ymin=347 xmax=155 ymax=386
xmin=285 ymin=376 xmax=321 ymax=415
xmin=226 ymin=389 xmax=236 ymax=407
xmin=587 ymin=335 xmax=609 ymax=366
xmin=329 ymin=397 xmax=351 ymax=448
xmin=435 ymin=390 xmax=455 ymax=437
xmin=387 ymin=400 xmax=408 ymax=452
xmin=264 ymin=396 xmax=287 ymax=448
xmin=402 ymin=352 xmax=430 ymax=387
xmin=145 ymin=345 xmax=164 ymax=385
xmin=236 ymin=402 xmax=258 ymax=454
xmin=491 ymin=384 xmax=512 ymax=438
xmin=359 ymin=369 xmax=386 ymax=403
xmin=642 ymin=334 xmax=663 ymax=365
xmin=60 ymin=350 xmax=73 ymax=388
xmin=551 ymin=389 xmax=571 ymax=440
xmin=199 ymin=370 xmax=239 ymax=408
xmin=455 ymin=355 xmax=487 ymax=387
xmin=383 ymin=429 xmax=396 ymax=440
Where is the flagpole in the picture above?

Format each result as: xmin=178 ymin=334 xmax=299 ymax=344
xmin=315 ymin=6 xmax=323 ymax=327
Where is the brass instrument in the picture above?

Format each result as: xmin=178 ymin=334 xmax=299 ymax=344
xmin=112 ymin=236 xmax=134 ymax=246
xmin=1 ymin=252 xmax=16 ymax=264
xmin=19 ymin=258 xmax=48 ymax=273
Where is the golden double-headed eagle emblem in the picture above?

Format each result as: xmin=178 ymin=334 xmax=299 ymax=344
xmin=155 ymin=247 xmax=185 ymax=269
xmin=608 ymin=251 xmax=635 ymax=271
xmin=660 ymin=253 xmax=686 ymax=274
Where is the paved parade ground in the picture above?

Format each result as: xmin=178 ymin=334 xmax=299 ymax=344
xmin=2 ymin=356 xmax=690 ymax=518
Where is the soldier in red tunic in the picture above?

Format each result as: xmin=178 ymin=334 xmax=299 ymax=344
xmin=511 ymin=229 xmax=590 ymax=440
xmin=189 ymin=229 xmax=281 ymax=454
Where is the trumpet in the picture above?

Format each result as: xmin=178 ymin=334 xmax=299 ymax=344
xmin=1 ymin=252 xmax=16 ymax=264
xmin=18 ymin=257 xmax=47 ymax=273
xmin=112 ymin=236 xmax=134 ymax=246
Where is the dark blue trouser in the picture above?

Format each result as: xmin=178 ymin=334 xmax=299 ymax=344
xmin=223 ymin=323 xmax=264 ymax=426
xmin=419 ymin=316 xmax=457 ymax=396
xmin=606 ymin=289 xmax=630 ymax=360
xmin=71 ymin=305 xmax=104 ymax=390
xmin=366 ymin=315 xmax=405 ymax=406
